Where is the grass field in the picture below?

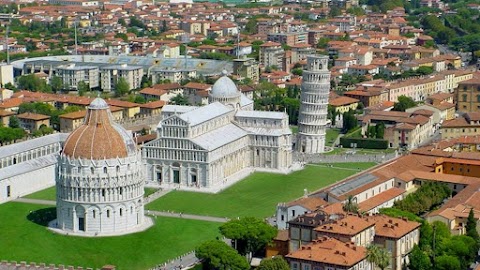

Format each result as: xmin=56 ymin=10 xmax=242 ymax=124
xmin=24 ymin=186 xmax=56 ymax=200
xmin=144 ymin=187 xmax=159 ymax=198
xmin=325 ymin=147 xmax=397 ymax=156
xmin=146 ymin=162 xmax=375 ymax=218
xmin=0 ymin=202 xmax=220 ymax=270
xmin=25 ymin=187 xmax=160 ymax=201
xmin=326 ymin=128 xmax=341 ymax=145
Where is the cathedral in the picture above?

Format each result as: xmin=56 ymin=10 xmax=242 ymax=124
xmin=53 ymin=98 xmax=149 ymax=236
xmin=143 ymin=72 xmax=294 ymax=192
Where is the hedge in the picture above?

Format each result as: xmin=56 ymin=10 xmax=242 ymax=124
xmin=339 ymin=136 xmax=389 ymax=149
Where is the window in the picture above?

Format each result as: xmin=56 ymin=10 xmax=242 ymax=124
xmin=281 ymin=215 xmax=285 ymax=221
xmin=93 ymin=210 xmax=96 ymax=218
xmin=477 ymin=95 xmax=480 ymax=102
xmin=120 ymin=209 xmax=123 ymax=216
xmin=102 ymin=189 xmax=106 ymax=197
xmin=462 ymin=94 xmax=468 ymax=102
xmin=91 ymin=167 xmax=94 ymax=174
xmin=292 ymin=210 xmax=296 ymax=216
xmin=103 ymin=167 xmax=107 ymax=174
xmin=6 ymin=186 xmax=11 ymax=197
xmin=107 ymin=210 xmax=110 ymax=218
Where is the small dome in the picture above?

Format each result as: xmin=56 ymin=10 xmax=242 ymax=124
xmin=210 ymin=73 xmax=240 ymax=99
xmin=62 ymin=98 xmax=136 ymax=160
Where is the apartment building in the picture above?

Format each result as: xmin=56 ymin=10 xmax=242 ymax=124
xmin=259 ymin=42 xmax=285 ymax=70
xmin=99 ymin=64 xmax=143 ymax=92
xmin=456 ymin=76 xmax=480 ymax=113
xmin=267 ymin=32 xmax=308 ymax=47
xmin=441 ymin=112 xmax=480 ymax=139
xmin=17 ymin=113 xmax=50 ymax=132
xmin=56 ymin=64 xmax=100 ymax=90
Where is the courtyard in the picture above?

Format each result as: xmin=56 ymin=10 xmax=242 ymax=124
xmin=11 ymin=161 xmax=376 ymax=269
xmin=146 ymin=162 xmax=375 ymax=218
xmin=0 ymin=202 xmax=220 ymax=270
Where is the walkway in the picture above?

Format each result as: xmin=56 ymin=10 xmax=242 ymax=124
xmin=14 ymin=198 xmax=228 ymax=223
xmin=15 ymin=198 xmax=56 ymax=206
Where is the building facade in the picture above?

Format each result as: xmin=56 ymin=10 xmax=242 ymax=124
xmin=142 ymin=73 xmax=293 ymax=193
xmin=54 ymin=98 xmax=147 ymax=236
xmin=296 ymin=55 xmax=330 ymax=153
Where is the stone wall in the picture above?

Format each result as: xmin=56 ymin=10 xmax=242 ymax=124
xmin=0 ymin=261 xmax=115 ymax=270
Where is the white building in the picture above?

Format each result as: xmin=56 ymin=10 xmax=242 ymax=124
xmin=296 ymin=55 xmax=330 ymax=153
xmin=99 ymin=64 xmax=143 ymax=92
xmin=0 ymin=64 xmax=14 ymax=87
xmin=0 ymin=134 xmax=67 ymax=204
xmin=56 ymin=64 xmax=99 ymax=90
xmin=54 ymin=98 xmax=149 ymax=236
xmin=143 ymin=73 xmax=294 ymax=193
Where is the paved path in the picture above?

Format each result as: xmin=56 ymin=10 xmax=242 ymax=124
xmin=15 ymin=198 xmax=56 ymax=206
xmin=307 ymin=163 xmax=365 ymax=172
xmin=15 ymin=197 xmax=228 ymax=223
xmin=146 ymin=210 xmax=228 ymax=223
xmin=144 ymin=188 xmax=172 ymax=204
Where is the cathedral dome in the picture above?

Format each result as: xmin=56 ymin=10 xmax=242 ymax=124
xmin=62 ymin=98 xmax=136 ymax=160
xmin=210 ymin=72 xmax=240 ymax=99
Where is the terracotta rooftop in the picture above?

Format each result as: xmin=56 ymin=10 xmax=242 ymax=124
xmin=359 ymin=188 xmax=405 ymax=212
xmin=139 ymin=100 xmax=166 ymax=109
xmin=286 ymin=237 xmax=366 ymax=267
xmin=428 ymin=182 xmax=480 ymax=221
xmin=370 ymin=215 xmax=421 ymax=239
xmin=62 ymin=98 xmax=136 ymax=160
xmin=314 ymin=215 xmax=375 ymax=236
xmin=286 ymin=196 xmax=328 ymax=210
xmin=17 ymin=112 xmax=50 ymax=121
xmin=329 ymin=96 xmax=359 ymax=107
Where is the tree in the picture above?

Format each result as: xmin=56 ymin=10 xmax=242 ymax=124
xmin=342 ymin=195 xmax=359 ymax=213
xmin=367 ymin=125 xmax=377 ymax=138
xmin=170 ymin=94 xmax=190 ymax=105
xmin=114 ymin=77 xmax=130 ymax=97
xmin=50 ymin=75 xmax=63 ymax=93
xmin=466 ymin=208 xmax=479 ymax=244
xmin=408 ymin=245 xmax=432 ymax=270
xmin=342 ymin=109 xmax=357 ymax=132
xmin=393 ymin=95 xmax=417 ymax=111
xmin=77 ymin=81 xmax=90 ymax=96
xmin=257 ymin=256 xmax=289 ymax=270
xmin=376 ymin=122 xmax=385 ymax=139
xmin=219 ymin=217 xmax=277 ymax=256
xmin=435 ymin=255 xmax=461 ymax=270
xmin=366 ymin=245 xmax=390 ymax=270
xmin=196 ymin=240 xmax=250 ymax=270
xmin=8 ymin=116 xmax=20 ymax=128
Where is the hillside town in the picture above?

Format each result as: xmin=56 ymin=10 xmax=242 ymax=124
xmin=1 ymin=0 xmax=480 ymax=269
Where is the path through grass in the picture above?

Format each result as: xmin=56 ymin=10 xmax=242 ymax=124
xmin=0 ymin=202 xmax=220 ymax=270
xmin=147 ymin=162 xmax=375 ymax=218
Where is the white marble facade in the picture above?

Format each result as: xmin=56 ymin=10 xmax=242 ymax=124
xmin=55 ymin=98 xmax=147 ymax=236
xmin=143 ymin=74 xmax=293 ymax=192
xmin=297 ymin=55 xmax=330 ymax=153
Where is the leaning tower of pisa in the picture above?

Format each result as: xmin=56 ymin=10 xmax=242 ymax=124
xmin=296 ymin=55 xmax=330 ymax=154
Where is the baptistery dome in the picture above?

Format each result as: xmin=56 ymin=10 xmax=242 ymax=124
xmin=209 ymin=71 xmax=241 ymax=109
xmin=54 ymin=97 xmax=149 ymax=237
xmin=62 ymin=98 xmax=136 ymax=159
xmin=210 ymin=75 xmax=240 ymax=99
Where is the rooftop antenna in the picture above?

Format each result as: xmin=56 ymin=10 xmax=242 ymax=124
xmin=236 ymin=24 xmax=240 ymax=60
xmin=5 ymin=18 xmax=10 ymax=64
xmin=181 ymin=33 xmax=190 ymax=79
xmin=74 ymin=17 xmax=78 ymax=56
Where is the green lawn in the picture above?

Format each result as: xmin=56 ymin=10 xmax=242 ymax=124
xmin=326 ymin=128 xmax=341 ymax=145
xmin=146 ymin=162 xmax=375 ymax=218
xmin=25 ymin=187 xmax=160 ymax=201
xmin=325 ymin=147 xmax=397 ymax=156
xmin=144 ymin=187 xmax=159 ymax=198
xmin=0 ymin=202 xmax=220 ymax=270
xmin=24 ymin=186 xmax=56 ymax=200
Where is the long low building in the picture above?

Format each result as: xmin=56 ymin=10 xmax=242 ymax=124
xmin=0 ymin=133 xmax=68 ymax=203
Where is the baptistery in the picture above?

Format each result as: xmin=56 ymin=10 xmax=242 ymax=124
xmin=54 ymin=98 xmax=146 ymax=236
